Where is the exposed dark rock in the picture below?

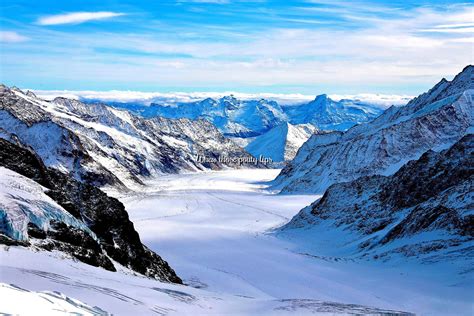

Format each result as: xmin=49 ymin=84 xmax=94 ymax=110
xmin=0 ymin=138 xmax=182 ymax=283
xmin=29 ymin=221 xmax=116 ymax=271
xmin=0 ymin=233 xmax=29 ymax=247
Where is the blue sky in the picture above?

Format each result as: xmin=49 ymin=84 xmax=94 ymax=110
xmin=0 ymin=0 xmax=472 ymax=95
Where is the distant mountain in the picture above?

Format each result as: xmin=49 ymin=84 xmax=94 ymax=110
xmin=279 ymin=134 xmax=473 ymax=264
xmin=246 ymin=123 xmax=319 ymax=162
xmin=283 ymin=94 xmax=384 ymax=131
xmin=113 ymin=94 xmax=384 ymax=136
xmin=143 ymin=96 xmax=289 ymax=138
xmin=108 ymin=94 xmax=386 ymax=161
xmin=0 ymin=138 xmax=181 ymax=283
xmin=0 ymin=86 xmax=256 ymax=190
xmin=273 ymin=65 xmax=473 ymax=194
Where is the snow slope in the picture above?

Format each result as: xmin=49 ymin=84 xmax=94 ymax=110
xmin=0 ymin=283 xmax=107 ymax=316
xmin=273 ymin=65 xmax=473 ymax=194
xmin=245 ymin=123 xmax=318 ymax=162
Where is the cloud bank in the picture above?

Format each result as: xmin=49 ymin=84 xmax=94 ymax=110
xmin=31 ymin=89 xmax=412 ymax=107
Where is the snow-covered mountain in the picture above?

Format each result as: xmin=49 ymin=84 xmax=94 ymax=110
xmin=273 ymin=65 xmax=473 ymax=194
xmin=279 ymin=134 xmax=473 ymax=264
xmin=139 ymin=96 xmax=289 ymax=137
xmin=0 ymin=85 xmax=256 ymax=190
xmin=0 ymin=138 xmax=181 ymax=283
xmin=283 ymin=94 xmax=384 ymax=131
xmin=108 ymin=94 xmax=385 ymax=161
xmin=245 ymin=123 xmax=319 ymax=162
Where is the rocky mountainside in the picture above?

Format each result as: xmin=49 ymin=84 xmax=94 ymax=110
xmin=273 ymin=65 xmax=473 ymax=194
xmin=283 ymin=94 xmax=383 ymax=131
xmin=245 ymin=123 xmax=319 ymax=162
xmin=280 ymin=134 xmax=473 ymax=263
xmin=0 ymin=138 xmax=181 ymax=283
xmin=0 ymin=86 xmax=256 ymax=190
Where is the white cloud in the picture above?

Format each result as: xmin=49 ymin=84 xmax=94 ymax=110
xmin=0 ymin=31 xmax=28 ymax=43
xmin=329 ymin=94 xmax=412 ymax=107
xmin=30 ymin=89 xmax=411 ymax=107
xmin=37 ymin=12 xmax=125 ymax=26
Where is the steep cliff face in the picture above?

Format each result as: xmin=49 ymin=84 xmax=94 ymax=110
xmin=280 ymin=134 xmax=473 ymax=262
xmin=273 ymin=65 xmax=473 ymax=194
xmin=0 ymin=138 xmax=182 ymax=283
xmin=0 ymin=86 xmax=256 ymax=190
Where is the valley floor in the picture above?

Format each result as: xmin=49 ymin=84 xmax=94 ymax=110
xmin=0 ymin=169 xmax=471 ymax=315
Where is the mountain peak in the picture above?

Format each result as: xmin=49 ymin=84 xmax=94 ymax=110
xmin=314 ymin=94 xmax=328 ymax=101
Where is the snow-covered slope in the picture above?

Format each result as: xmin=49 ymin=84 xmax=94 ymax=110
xmin=246 ymin=123 xmax=318 ymax=162
xmin=273 ymin=65 xmax=473 ymax=194
xmin=0 ymin=138 xmax=181 ymax=283
xmin=283 ymin=94 xmax=384 ymax=131
xmin=0 ymin=86 xmax=256 ymax=189
xmin=0 ymin=283 xmax=108 ymax=316
xmin=279 ymin=134 xmax=473 ymax=265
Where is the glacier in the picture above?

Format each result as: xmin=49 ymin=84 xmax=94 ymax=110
xmin=2 ymin=169 xmax=469 ymax=315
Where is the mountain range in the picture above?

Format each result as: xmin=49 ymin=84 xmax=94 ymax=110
xmin=0 ymin=65 xmax=472 ymax=315
xmin=0 ymin=86 xmax=257 ymax=190
xmin=106 ymin=94 xmax=385 ymax=162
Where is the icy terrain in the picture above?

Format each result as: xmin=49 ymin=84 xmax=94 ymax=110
xmin=2 ymin=169 xmax=471 ymax=315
